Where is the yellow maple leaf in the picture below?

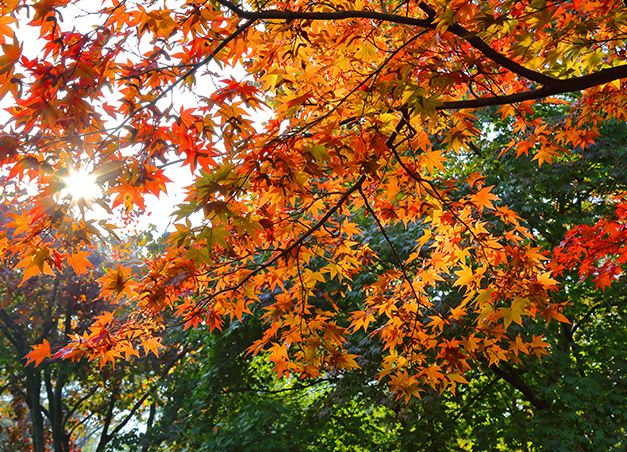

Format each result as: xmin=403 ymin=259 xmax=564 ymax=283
xmin=453 ymin=264 xmax=474 ymax=289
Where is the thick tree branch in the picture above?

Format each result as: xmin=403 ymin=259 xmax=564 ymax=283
xmin=95 ymin=381 xmax=120 ymax=452
xmin=215 ymin=0 xmax=561 ymax=87
xmin=416 ymin=2 xmax=560 ymax=87
xmin=439 ymin=64 xmax=627 ymax=109
xmin=140 ymin=401 xmax=157 ymax=452
xmin=214 ymin=0 xmax=627 ymax=110
xmin=43 ymin=370 xmax=53 ymax=416
xmin=490 ymin=363 xmax=551 ymax=411
xmin=215 ymin=0 xmax=433 ymax=24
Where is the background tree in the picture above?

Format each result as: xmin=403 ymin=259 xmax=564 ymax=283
xmin=0 ymin=187 xmax=185 ymax=452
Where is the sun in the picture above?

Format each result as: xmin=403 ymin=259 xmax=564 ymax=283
xmin=63 ymin=170 xmax=101 ymax=200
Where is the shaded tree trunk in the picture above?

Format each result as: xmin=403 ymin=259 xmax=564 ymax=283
xmin=45 ymin=367 xmax=71 ymax=452
xmin=25 ymin=368 xmax=46 ymax=452
xmin=140 ymin=400 xmax=157 ymax=452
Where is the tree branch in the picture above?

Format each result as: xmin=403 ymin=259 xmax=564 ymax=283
xmin=0 ymin=308 xmax=21 ymax=352
xmin=108 ymin=347 xmax=189 ymax=439
xmin=190 ymin=174 xmax=367 ymax=316
xmin=224 ymin=377 xmax=335 ymax=394
xmin=36 ymin=276 xmax=60 ymax=344
xmin=214 ymin=0 xmax=627 ymax=110
xmin=358 ymin=185 xmax=424 ymax=307
xmin=571 ymin=294 xmax=627 ymax=336
xmin=107 ymin=386 xmax=156 ymax=439
xmin=215 ymin=0 xmax=563 ymax=87
xmin=439 ymin=64 xmax=627 ymax=109
xmin=140 ymin=400 xmax=157 ymax=452
xmin=489 ymin=363 xmax=551 ymax=411
xmin=95 ymin=380 xmax=120 ymax=452
xmin=96 ymin=16 xmax=257 ymax=154
xmin=64 ymin=386 xmax=98 ymax=426
xmin=416 ymin=2 xmax=560 ymax=87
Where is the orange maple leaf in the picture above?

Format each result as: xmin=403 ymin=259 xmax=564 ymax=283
xmin=24 ymin=339 xmax=51 ymax=367
xmin=140 ymin=337 xmax=164 ymax=358
xmin=66 ymin=250 xmax=95 ymax=276
xmin=97 ymin=265 xmax=135 ymax=299
xmin=470 ymin=186 xmax=499 ymax=212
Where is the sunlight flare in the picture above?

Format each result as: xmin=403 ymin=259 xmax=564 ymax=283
xmin=63 ymin=170 xmax=101 ymax=200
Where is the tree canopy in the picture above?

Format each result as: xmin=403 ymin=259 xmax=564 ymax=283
xmin=135 ymin=105 xmax=627 ymax=452
xmin=1 ymin=0 xmax=627 ymax=404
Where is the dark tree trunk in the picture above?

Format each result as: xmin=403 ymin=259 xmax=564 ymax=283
xmin=45 ymin=367 xmax=70 ymax=452
xmin=25 ymin=368 xmax=46 ymax=452
xmin=141 ymin=400 xmax=157 ymax=452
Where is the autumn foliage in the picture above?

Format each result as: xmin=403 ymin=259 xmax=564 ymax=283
xmin=1 ymin=0 xmax=627 ymax=400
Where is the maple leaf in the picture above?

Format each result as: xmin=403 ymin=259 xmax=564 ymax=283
xmin=24 ymin=339 xmax=51 ymax=367
xmin=66 ymin=250 xmax=95 ymax=276
xmin=333 ymin=352 xmax=361 ymax=370
xmin=0 ymin=40 xmax=20 ymax=78
xmin=109 ymin=183 xmax=146 ymax=212
xmin=500 ymin=297 xmax=530 ymax=329
xmin=497 ymin=104 xmax=517 ymax=120
xmin=529 ymin=335 xmax=550 ymax=359
xmin=420 ymin=150 xmax=447 ymax=175
xmin=97 ymin=265 xmax=134 ymax=299
xmin=470 ymin=186 xmax=500 ymax=212
xmin=0 ymin=16 xmax=15 ymax=45
xmin=15 ymin=245 xmax=57 ymax=282
xmin=509 ymin=334 xmax=530 ymax=357
xmin=389 ymin=370 xmax=424 ymax=402
xmin=428 ymin=315 xmax=448 ymax=333
xmin=140 ymin=337 xmax=164 ymax=358
xmin=6 ymin=211 xmax=35 ymax=237
xmin=349 ymin=309 xmax=375 ymax=332
xmin=119 ymin=341 xmax=141 ymax=359
xmin=465 ymin=172 xmax=486 ymax=188
xmin=268 ymin=342 xmax=291 ymax=380
xmin=453 ymin=264 xmax=475 ymax=290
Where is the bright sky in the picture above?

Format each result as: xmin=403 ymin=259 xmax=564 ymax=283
xmin=2 ymin=2 xmax=270 ymax=237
